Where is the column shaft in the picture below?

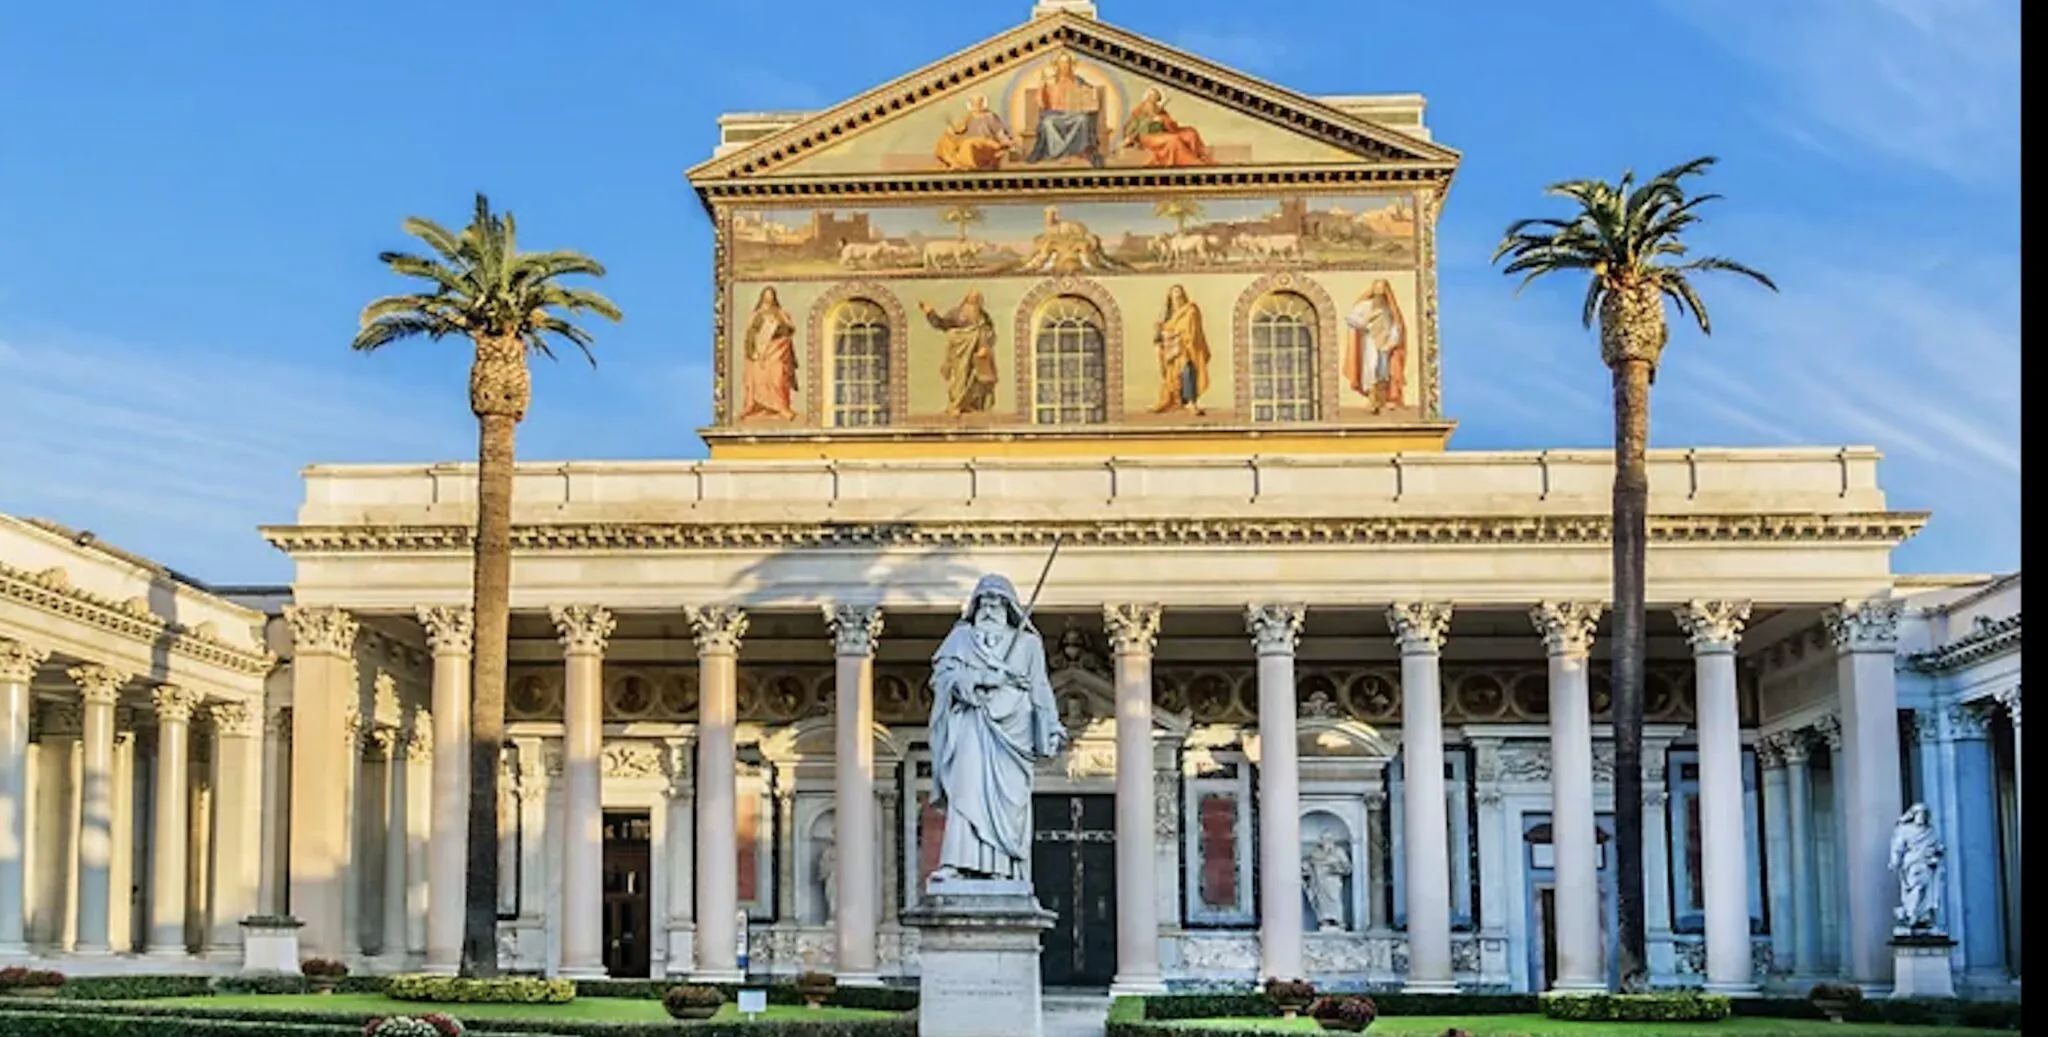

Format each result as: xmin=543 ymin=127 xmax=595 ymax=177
xmin=1758 ymin=741 xmax=1792 ymax=974
xmin=403 ymin=725 xmax=432 ymax=960
xmin=0 ymin=641 xmax=47 ymax=957
xmin=827 ymin=605 xmax=883 ymax=983
xmin=70 ymin=665 xmax=126 ymax=954
xmin=148 ymin=687 xmax=202 ymax=956
xmin=1535 ymin=602 xmax=1603 ymax=991
xmin=284 ymin=606 xmax=357 ymax=958
xmin=1108 ymin=604 xmax=1164 ymax=994
xmin=663 ymin=738 xmax=695 ymax=976
xmin=552 ymin=604 xmax=615 ymax=979
xmin=208 ymin=703 xmax=264 ymax=957
xmin=418 ymin=606 xmax=473 ymax=974
xmin=1947 ymin=711 xmax=2005 ymax=976
xmin=1678 ymin=601 xmax=1756 ymax=994
xmin=1826 ymin=600 xmax=1904 ymax=990
xmin=1785 ymin=744 xmax=1820 ymax=976
xmin=1248 ymin=604 xmax=1304 ymax=981
xmin=1391 ymin=603 xmax=1455 ymax=992
xmin=690 ymin=606 xmax=747 ymax=982
xmin=379 ymin=737 xmax=408 ymax=961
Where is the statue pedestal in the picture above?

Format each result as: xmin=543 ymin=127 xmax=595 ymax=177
xmin=904 ymin=877 xmax=1057 ymax=1037
xmin=1889 ymin=932 xmax=1956 ymax=1000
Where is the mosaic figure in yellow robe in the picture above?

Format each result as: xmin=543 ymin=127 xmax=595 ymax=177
xmin=1149 ymin=284 xmax=1211 ymax=415
xmin=920 ymin=290 xmax=1000 ymax=416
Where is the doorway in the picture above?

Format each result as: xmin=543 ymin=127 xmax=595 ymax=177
xmin=602 ymin=811 xmax=653 ymax=978
xmin=1031 ymin=793 xmax=1117 ymax=988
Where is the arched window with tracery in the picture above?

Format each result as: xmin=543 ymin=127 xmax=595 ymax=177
xmin=1248 ymin=291 xmax=1319 ymax=422
xmin=830 ymin=299 xmax=891 ymax=427
xmin=1032 ymin=295 xmax=1108 ymax=425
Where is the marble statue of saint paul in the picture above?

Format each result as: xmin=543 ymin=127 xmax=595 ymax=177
xmin=927 ymin=574 xmax=1067 ymax=882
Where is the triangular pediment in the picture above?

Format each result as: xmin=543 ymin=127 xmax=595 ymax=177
xmin=687 ymin=10 xmax=1458 ymax=189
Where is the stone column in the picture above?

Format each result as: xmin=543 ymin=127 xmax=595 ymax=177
xmin=284 ymin=605 xmax=358 ymax=958
xmin=1675 ymin=600 xmax=1756 ymax=994
xmin=147 ymin=684 xmax=203 ymax=957
xmin=208 ymin=701 xmax=264 ymax=959
xmin=1106 ymin=603 xmax=1165 ymax=995
xmin=1641 ymin=746 xmax=1679 ymax=981
xmin=689 ymin=605 xmax=748 ymax=982
xmin=415 ymin=605 xmax=472 ymax=974
xmin=1246 ymin=603 xmax=1305 ymax=982
xmin=1756 ymin=735 xmax=1792 ymax=975
xmin=403 ymin=718 xmax=432 ymax=962
xmin=1533 ymin=601 xmax=1605 ymax=991
xmin=1783 ymin=733 xmax=1821 ymax=976
xmin=550 ymin=604 xmax=615 ymax=979
xmin=1943 ymin=704 xmax=2005 ymax=979
xmin=68 ymin=663 xmax=129 ymax=954
xmin=662 ymin=737 xmax=696 ymax=976
xmin=825 ymin=604 xmax=884 ymax=985
xmin=1822 ymin=598 xmax=1904 ymax=991
xmin=1390 ymin=602 xmax=1456 ymax=993
xmin=1993 ymin=688 xmax=2020 ymax=846
xmin=373 ymin=727 xmax=407 ymax=963
xmin=0 ymin=639 xmax=48 ymax=958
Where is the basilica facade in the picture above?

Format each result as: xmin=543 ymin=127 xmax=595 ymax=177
xmin=0 ymin=0 xmax=2022 ymax=999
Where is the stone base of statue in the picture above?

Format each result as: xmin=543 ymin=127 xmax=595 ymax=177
xmin=904 ymin=876 xmax=1057 ymax=1037
xmin=1889 ymin=931 xmax=1957 ymax=1000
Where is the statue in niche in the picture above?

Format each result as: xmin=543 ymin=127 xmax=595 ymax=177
xmin=926 ymin=573 xmax=1067 ymax=882
xmin=1888 ymin=803 xmax=1944 ymax=932
xmin=1301 ymin=827 xmax=1352 ymax=932
xmin=816 ymin=839 xmax=838 ymax=921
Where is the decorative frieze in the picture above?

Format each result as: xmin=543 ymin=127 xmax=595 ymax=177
xmin=601 ymin=741 xmax=667 ymax=780
xmin=0 ymin=639 xmax=49 ymax=684
xmin=1674 ymin=600 xmax=1752 ymax=652
xmin=1388 ymin=602 xmax=1452 ymax=653
xmin=39 ymin=700 xmax=83 ymax=737
xmin=284 ymin=604 xmax=359 ymax=657
xmin=550 ymin=604 xmax=617 ymax=656
xmin=686 ymin=605 xmax=748 ymax=655
xmin=416 ymin=605 xmax=475 ymax=655
xmin=823 ymin=604 xmax=884 ymax=657
xmin=1104 ymin=603 xmax=1163 ymax=655
xmin=1903 ymin=613 xmax=2022 ymax=674
xmin=1530 ymin=601 xmax=1600 ymax=658
xmin=0 ymin=561 xmax=275 ymax=675
xmin=1822 ymin=598 xmax=1901 ymax=653
xmin=1245 ymin=604 xmax=1305 ymax=655
xmin=67 ymin=663 xmax=130 ymax=704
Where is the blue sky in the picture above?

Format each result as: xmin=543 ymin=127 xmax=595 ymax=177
xmin=0 ymin=0 xmax=2019 ymax=584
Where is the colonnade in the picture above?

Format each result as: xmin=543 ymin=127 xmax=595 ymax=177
xmin=0 ymin=637 xmax=264 ymax=960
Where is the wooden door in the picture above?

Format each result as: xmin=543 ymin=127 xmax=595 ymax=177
xmin=602 ymin=811 xmax=653 ymax=978
xmin=1031 ymin=793 xmax=1117 ymax=988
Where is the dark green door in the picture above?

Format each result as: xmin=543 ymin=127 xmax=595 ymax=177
xmin=1032 ymin=793 xmax=1117 ymax=988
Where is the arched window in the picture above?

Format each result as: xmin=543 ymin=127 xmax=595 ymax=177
xmin=1248 ymin=291 xmax=1318 ymax=422
xmin=1032 ymin=296 xmax=1108 ymax=425
xmin=830 ymin=299 xmax=891 ymax=427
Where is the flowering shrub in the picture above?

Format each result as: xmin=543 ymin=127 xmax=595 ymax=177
xmin=364 ymin=1015 xmax=466 ymax=1037
xmin=300 ymin=958 xmax=350 ymax=978
xmin=1308 ymin=995 xmax=1377 ymax=1026
xmin=0 ymin=967 xmax=66 ymax=989
xmin=1807 ymin=981 xmax=1864 ymax=1004
xmin=386 ymin=974 xmax=575 ymax=1004
xmin=664 ymin=984 xmax=725 ymax=1020
xmin=1262 ymin=977 xmax=1316 ymax=1004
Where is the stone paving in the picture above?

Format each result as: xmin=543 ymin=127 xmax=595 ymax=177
xmin=1041 ymin=991 xmax=1111 ymax=1037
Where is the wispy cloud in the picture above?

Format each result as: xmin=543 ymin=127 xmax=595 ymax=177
xmin=0 ymin=326 xmax=472 ymax=582
xmin=1665 ymin=0 xmax=2020 ymax=187
xmin=1162 ymin=27 xmax=1294 ymax=77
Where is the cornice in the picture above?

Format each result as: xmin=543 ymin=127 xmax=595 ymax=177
xmin=0 ymin=560 xmax=278 ymax=676
xmin=261 ymin=510 xmax=1926 ymax=555
xmin=1902 ymin=613 xmax=2022 ymax=674
xmin=688 ymin=12 xmax=1456 ymax=194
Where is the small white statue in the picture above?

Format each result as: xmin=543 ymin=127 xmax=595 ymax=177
xmin=1888 ymin=803 xmax=1944 ymax=932
xmin=1301 ymin=829 xmax=1352 ymax=932
xmin=816 ymin=840 xmax=838 ymax=921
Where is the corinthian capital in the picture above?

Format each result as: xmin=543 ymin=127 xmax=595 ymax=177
xmin=67 ymin=663 xmax=132 ymax=705
xmin=824 ymin=604 xmax=884 ymax=657
xmin=416 ymin=605 xmax=475 ymax=656
xmin=1811 ymin=714 xmax=1843 ymax=751
xmin=208 ymin=700 xmax=259 ymax=738
xmin=1675 ymin=600 xmax=1752 ymax=653
xmin=283 ymin=605 xmax=359 ymax=656
xmin=1245 ymin=603 xmax=1305 ymax=655
xmin=1823 ymin=597 xmax=1901 ymax=653
xmin=1994 ymin=686 xmax=2020 ymax=728
xmin=151 ymin=684 xmax=204 ymax=723
xmin=686 ymin=605 xmax=748 ymax=655
xmin=0 ymin=639 xmax=50 ymax=684
xmin=1530 ymin=601 xmax=1601 ymax=658
xmin=550 ymin=604 xmax=616 ymax=656
xmin=1104 ymin=603 xmax=1163 ymax=655
xmin=1388 ymin=602 xmax=1453 ymax=653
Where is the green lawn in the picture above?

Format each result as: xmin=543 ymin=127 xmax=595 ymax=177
xmin=145 ymin=994 xmax=894 ymax=1023
xmin=1159 ymin=1017 xmax=2010 ymax=1037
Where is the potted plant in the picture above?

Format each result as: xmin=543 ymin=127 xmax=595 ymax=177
xmin=663 ymin=984 xmax=725 ymax=1021
xmin=0 ymin=967 xmax=67 ymax=998
xmin=1263 ymin=977 xmax=1317 ymax=1019
xmin=300 ymin=957 xmax=348 ymax=994
xmin=1807 ymin=981 xmax=1863 ymax=1023
xmin=1308 ymin=994 xmax=1377 ymax=1032
xmin=793 ymin=970 xmax=838 ymax=1009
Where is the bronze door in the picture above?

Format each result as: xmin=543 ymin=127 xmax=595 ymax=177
xmin=1031 ymin=793 xmax=1117 ymax=988
xmin=602 ymin=811 xmax=653 ymax=978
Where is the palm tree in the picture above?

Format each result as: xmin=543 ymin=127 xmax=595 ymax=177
xmin=1153 ymin=198 xmax=1205 ymax=233
xmin=940 ymin=204 xmax=984 ymax=241
xmin=1492 ymin=156 xmax=1774 ymax=990
xmin=352 ymin=193 xmax=621 ymax=977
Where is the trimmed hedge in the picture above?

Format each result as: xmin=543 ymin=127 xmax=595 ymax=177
xmin=0 ymin=1011 xmax=361 ymax=1037
xmin=1540 ymin=991 xmax=1730 ymax=1022
xmin=1141 ymin=991 xmax=1540 ymax=1019
xmin=386 ymin=975 xmax=576 ymax=1005
xmin=1731 ymin=995 xmax=2022 ymax=1030
xmin=568 ymin=979 xmax=917 ymax=1012
xmin=55 ymin=976 xmax=215 ymax=1001
xmin=0 ymin=998 xmax=914 ymax=1037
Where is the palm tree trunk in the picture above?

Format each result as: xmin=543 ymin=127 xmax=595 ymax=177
xmin=1609 ymin=354 xmax=1653 ymax=991
xmin=460 ymin=336 xmax=530 ymax=978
